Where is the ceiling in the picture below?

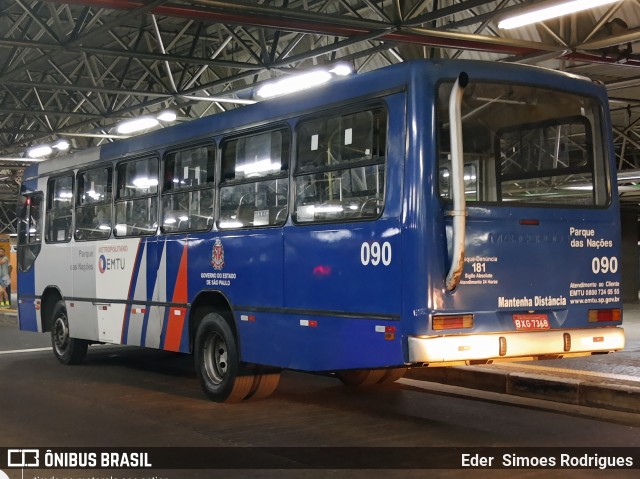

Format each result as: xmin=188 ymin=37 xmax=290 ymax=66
xmin=1 ymin=0 xmax=639 ymax=233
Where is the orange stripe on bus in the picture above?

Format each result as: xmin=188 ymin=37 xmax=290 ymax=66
xmin=164 ymin=244 xmax=188 ymax=352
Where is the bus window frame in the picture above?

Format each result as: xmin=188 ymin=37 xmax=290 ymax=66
xmin=160 ymin=140 xmax=217 ymax=235
xmin=74 ymin=164 xmax=114 ymax=242
xmin=217 ymin=125 xmax=291 ymax=231
xmin=114 ymin=154 xmax=160 ymax=238
xmin=291 ymin=102 xmax=389 ymax=226
xmin=45 ymin=173 xmax=75 ymax=244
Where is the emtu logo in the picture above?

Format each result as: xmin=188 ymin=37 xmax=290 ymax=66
xmin=98 ymin=255 xmax=126 ymax=273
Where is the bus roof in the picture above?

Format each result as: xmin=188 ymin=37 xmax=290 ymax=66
xmin=23 ymin=59 xmax=606 ymax=181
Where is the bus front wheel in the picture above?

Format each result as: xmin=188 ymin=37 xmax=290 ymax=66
xmin=51 ymin=300 xmax=88 ymax=365
xmin=194 ymin=313 xmax=253 ymax=403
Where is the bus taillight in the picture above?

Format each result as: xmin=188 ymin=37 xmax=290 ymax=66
xmin=588 ymin=309 xmax=622 ymax=322
xmin=432 ymin=314 xmax=473 ymax=330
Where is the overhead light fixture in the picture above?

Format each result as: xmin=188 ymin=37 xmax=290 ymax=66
xmin=116 ymin=117 xmax=159 ymax=134
xmin=255 ymin=63 xmax=354 ymax=100
xmin=157 ymin=110 xmax=177 ymax=122
xmin=26 ymin=138 xmax=70 ymax=158
xmin=498 ymin=0 xmax=621 ymax=30
xmin=52 ymin=139 xmax=69 ymax=151
xmin=27 ymin=145 xmax=53 ymax=158
xmin=329 ymin=62 xmax=353 ymax=76
xmin=256 ymin=70 xmax=332 ymax=99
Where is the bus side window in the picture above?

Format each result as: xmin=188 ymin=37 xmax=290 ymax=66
xmin=75 ymin=166 xmax=112 ymax=241
xmin=45 ymin=175 xmax=73 ymax=243
xmin=294 ymin=107 xmax=387 ymax=223
xmin=218 ymin=129 xmax=290 ymax=229
xmin=161 ymin=144 xmax=215 ymax=234
xmin=115 ymin=156 xmax=159 ymax=237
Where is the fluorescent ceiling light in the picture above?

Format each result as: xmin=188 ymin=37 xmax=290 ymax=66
xmin=52 ymin=139 xmax=69 ymax=151
xmin=329 ymin=63 xmax=353 ymax=76
xmin=116 ymin=117 xmax=159 ymax=134
xmin=256 ymin=70 xmax=333 ymax=99
xmin=498 ymin=0 xmax=620 ymax=29
xmin=157 ymin=110 xmax=177 ymax=122
xmin=27 ymin=145 xmax=53 ymax=158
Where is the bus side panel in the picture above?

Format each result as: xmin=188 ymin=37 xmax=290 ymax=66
xmin=283 ymin=219 xmax=402 ymax=315
xmin=146 ymin=237 xmax=168 ymax=349
xmin=87 ymin=237 xmax=143 ymax=343
xmin=236 ymin=311 xmax=403 ymax=371
xmin=186 ymin=230 xmax=285 ymax=356
xmin=71 ymin=241 xmax=100 ymax=341
xmin=117 ymin=236 xmax=163 ymax=348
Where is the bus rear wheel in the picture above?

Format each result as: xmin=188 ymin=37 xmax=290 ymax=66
xmin=378 ymin=368 xmax=407 ymax=384
xmin=194 ymin=313 xmax=253 ymax=403
xmin=51 ymin=300 xmax=88 ymax=365
xmin=337 ymin=369 xmax=386 ymax=387
xmin=246 ymin=372 xmax=281 ymax=400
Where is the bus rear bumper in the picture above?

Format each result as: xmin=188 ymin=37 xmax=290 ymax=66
xmin=408 ymin=327 xmax=625 ymax=364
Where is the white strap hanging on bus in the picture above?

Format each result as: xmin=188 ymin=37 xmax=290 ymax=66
xmin=445 ymin=72 xmax=469 ymax=292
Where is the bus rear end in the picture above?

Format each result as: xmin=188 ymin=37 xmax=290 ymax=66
xmin=411 ymin=63 xmax=624 ymax=365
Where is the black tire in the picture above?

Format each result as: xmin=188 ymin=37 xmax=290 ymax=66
xmin=194 ymin=313 xmax=253 ymax=403
xmin=337 ymin=369 xmax=386 ymax=387
xmin=51 ymin=300 xmax=88 ymax=365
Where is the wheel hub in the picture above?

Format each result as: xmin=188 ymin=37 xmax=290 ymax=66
xmin=203 ymin=333 xmax=228 ymax=385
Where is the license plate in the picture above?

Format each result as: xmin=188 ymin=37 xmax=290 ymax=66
xmin=513 ymin=314 xmax=550 ymax=331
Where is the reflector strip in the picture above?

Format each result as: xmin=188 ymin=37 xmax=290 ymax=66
xmin=588 ymin=309 xmax=622 ymax=322
xmin=519 ymin=219 xmax=540 ymax=226
xmin=131 ymin=308 xmax=146 ymax=314
xmin=432 ymin=314 xmax=473 ymax=330
xmin=499 ymin=336 xmax=507 ymax=356
xmin=240 ymin=315 xmax=256 ymax=322
xmin=300 ymin=319 xmax=318 ymax=327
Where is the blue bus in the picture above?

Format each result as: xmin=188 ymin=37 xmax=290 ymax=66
xmin=17 ymin=60 xmax=624 ymax=402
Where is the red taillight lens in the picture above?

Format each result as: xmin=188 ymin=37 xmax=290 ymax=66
xmin=432 ymin=314 xmax=473 ymax=330
xmin=588 ymin=309 xmax=622 ymax=322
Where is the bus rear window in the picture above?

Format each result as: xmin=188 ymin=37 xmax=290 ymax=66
xmin=437 ymin=82 xmax=608 ymax=206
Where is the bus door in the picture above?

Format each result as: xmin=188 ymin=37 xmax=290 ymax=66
xmin=16 ymin=191 xmax=43 ymax=333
